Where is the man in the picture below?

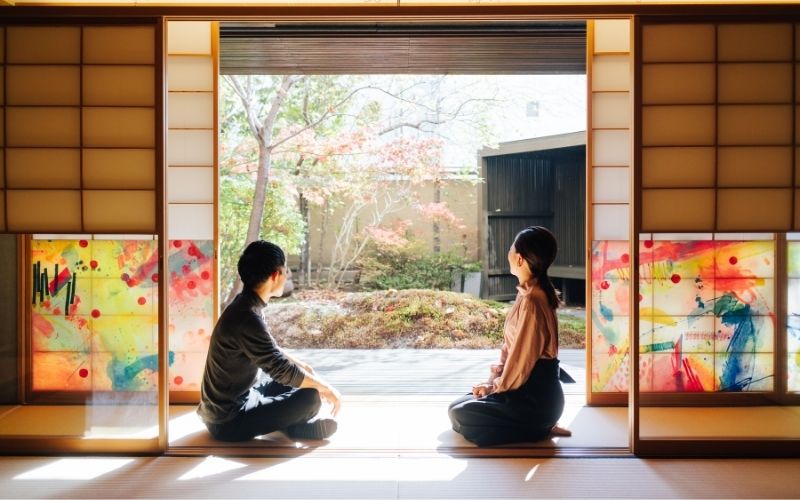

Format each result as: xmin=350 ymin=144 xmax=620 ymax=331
xmin=198 ymin=240 xmax=341 ymax=441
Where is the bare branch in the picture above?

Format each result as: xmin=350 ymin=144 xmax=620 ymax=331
xmin=224 ymin=75 xmax=264 ymax=140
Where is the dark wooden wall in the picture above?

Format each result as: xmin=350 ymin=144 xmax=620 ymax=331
xmin=484 ymin=145 xmax=585 ymax=301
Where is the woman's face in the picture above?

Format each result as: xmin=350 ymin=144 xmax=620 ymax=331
xmin=508 ymin=243 xmax=525 ymax=277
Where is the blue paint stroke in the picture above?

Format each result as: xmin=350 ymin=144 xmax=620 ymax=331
xmin=109 ymin=351 xmax=175 ymax=391
xmin=591 ymin=310 xmax=620 ymax=346
xmin=714 ymin=293 xmax=758 ymax=392
xmin=599 ymin=303 xmax=614 ymax=322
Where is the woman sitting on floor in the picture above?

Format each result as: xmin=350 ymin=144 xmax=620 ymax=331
xmin=449 ymin=225 xmax=571 ymax=447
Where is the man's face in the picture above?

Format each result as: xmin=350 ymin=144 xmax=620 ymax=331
xmin=268 ymin=265 xmax=288 ymax=297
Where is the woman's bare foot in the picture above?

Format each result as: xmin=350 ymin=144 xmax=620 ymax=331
xmin=550 ymin=424 xmax=572 ymax=437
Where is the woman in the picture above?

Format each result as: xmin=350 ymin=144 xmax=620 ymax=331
xmin=448 ymin=226 xmax=571 ymax=446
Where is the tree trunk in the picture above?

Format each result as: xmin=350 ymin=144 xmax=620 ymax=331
xmin=222 ymin=145 xmax=271 ymax=307
xmin=316 ymin=201 xmax=329 ymax=286
xmin=222 ymin=76 xmax=299 ymax=309
xmin=433 ymin=179 xmax=441 ymax=253
xmin=299 ymin=193 xmax=310 ymax=288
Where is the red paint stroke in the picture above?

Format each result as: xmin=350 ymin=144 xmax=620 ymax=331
xmin=31 ymin=313 xmax=55 ymax=338
xmin=608 ymin=344 xmax=618 ymax=356
xmin=49 ymin=268 xmax=72 ymax=295
xmin=151 ymin=273 xmax=159 ymax=283
xmin=173 ymin=241 xmax=183 ymax=248
xmin=671 ymin=336 xmax=682 ymax=374
xmin=127 ymin=248 xmax=159 ymax=288
xmin=186 ymin=242 xmax=207 ymax=260
xmin=620 ymin=253 xmax=630 ymax=264
xmin=682 ymin=358 xmax=704 ymax=391
xmin=187 ymin=280 xmax=196 ymax=290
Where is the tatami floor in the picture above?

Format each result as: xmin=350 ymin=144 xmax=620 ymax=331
xmin=1 ymin=455 xmax=799 ymax=498
xmin=3 ymin=348 xmax=800 ymax=450
xmin=3 ymin=400 xmax=800 ymax=452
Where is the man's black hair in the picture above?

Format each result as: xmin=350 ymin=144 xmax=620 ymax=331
xmin=237 ymin=240 xmax=286 ymax=290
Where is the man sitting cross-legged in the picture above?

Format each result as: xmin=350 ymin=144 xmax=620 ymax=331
xmin=198 ymin=240 xmax=341 ymax=441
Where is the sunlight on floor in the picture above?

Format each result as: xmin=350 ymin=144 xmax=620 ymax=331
xmin=178 ymin=456 xmax=249 ymax=480
xmin=524 ymin=463 xmax=540 ymax=481
xmin=234 ymin=457 xmax=469 ymax=482
xmin=169 ymin=408 xmax=208 ymax=442
xmin=13 ymin=458 xmax=134 ymax=480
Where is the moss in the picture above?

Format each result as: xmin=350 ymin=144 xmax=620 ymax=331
xmin=268 ymin=289 xmax=585 ymax=349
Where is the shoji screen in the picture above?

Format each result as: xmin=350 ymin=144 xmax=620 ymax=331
xmin=2 ymin=25 xmax=157 ymax=234
xmin=588 ymin=19 xmax=633 ymax=401
xmin=635 ymin=21 xmax=800 ymax=457
xmin=166 ymin=21 xmax=217 ymax=395
xmin=641 ymin=23 xmax=795 ymax=232
xmin=790 ymin=233 xmax=800 ymax=392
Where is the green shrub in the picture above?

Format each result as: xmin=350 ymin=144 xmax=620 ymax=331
xmin=358 ymin=242 xmax=481 ymax=291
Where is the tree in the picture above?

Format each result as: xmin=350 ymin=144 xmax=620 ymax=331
xmin=220 ymin=74 xmax=359 ymax=304
xmin=220 ymin=74 xmax=496 ymax=301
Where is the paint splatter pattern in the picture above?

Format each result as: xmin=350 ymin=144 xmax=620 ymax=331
xmin=31 ymin=239 xmax=213 ymax=393
xmin=592 ymin=239 xmax=776 ymax=393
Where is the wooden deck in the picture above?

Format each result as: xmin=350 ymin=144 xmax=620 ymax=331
xmin=287 ymin=349 xmax=587 ymax=396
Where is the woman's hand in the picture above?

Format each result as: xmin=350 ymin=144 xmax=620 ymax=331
xmin=489 ymin=363 xmax=503 ymax=381
xmin=472 ymin=382 xmax=494 ymax=398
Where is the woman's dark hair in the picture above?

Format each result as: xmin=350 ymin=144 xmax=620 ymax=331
xmin=237 ymin=240 xmax=286 ymax=290
xmin=513 ymin=226 xmax=561 ymax=309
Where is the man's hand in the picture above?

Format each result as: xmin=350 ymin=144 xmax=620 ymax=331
xmin=472 ymin=382 xmax=494 ymax=398
xmin=298 ymin=361 xmax=316 ymax=375
xmin=318 ymin=383 xmax=342 ymax=417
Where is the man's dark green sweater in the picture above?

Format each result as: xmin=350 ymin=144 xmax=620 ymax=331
xmin=197 ymin=288 xmax=305 ymax=424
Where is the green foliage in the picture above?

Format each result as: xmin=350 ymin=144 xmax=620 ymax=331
xmin=218 ymin=171 xmax=305 ymax=299
xmin=359 ymin=242 xmax=481 ymax=291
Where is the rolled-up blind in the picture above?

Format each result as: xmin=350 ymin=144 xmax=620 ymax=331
xmin=220 ymin=22 xmax=586 ymax=75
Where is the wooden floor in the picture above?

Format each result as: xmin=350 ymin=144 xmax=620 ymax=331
xmin=4 ymin=348 xmax=800 ymax=452
xmin=1 ymin=455 xmax=799 ymax=498
xmin=168 ymin=395 xmax=628 ymax=451
xmin=287 ymin=348 xmax=587 ymax=395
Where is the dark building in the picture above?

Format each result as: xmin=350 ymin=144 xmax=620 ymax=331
xmin=480 ymin=132 xmax=585 ymax=304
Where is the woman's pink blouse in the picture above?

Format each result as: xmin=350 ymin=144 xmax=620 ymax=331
xmin=492 ymin=280 xmax=559 ymax=393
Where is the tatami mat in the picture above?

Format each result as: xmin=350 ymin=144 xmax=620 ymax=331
xmin=168 ymin=395 xmax=629 ymax=450
xmin=5 ymin=401 xmax=800 ymax=449
xmin=1 ymin=455 xmax=799 ymax=498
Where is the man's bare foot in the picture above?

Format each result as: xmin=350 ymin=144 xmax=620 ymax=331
xmin=550 ymin=424 xmax=572 ymax=437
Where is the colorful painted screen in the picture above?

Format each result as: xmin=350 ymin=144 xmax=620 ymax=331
xmin=789 ymin=241 xmax=800 ymax=392
xmin=167 ymin=240 xmax=214 ymax=392
xmin=592 ymin=239 xmax=776 ymax=393
xmin=31 ymin=239 xmax=160 ymax=392
xmin=31 ymin=239 xmax=215 ymax=394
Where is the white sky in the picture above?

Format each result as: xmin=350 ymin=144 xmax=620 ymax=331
xmin=355 ymin=74 xmax=587 ymax=170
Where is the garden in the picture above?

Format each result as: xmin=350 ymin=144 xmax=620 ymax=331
xmin=219 ymin=73 xmax=586 ymax=350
